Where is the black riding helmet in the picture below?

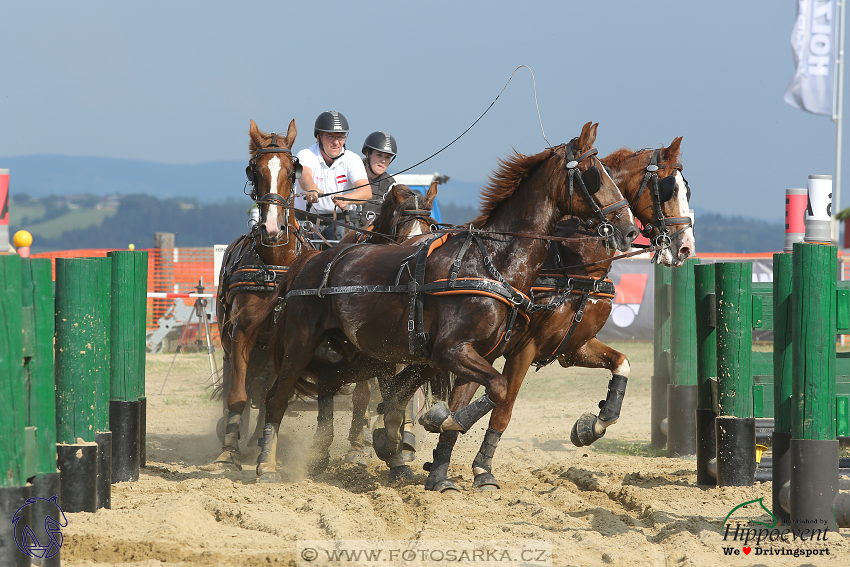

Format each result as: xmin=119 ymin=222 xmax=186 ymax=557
xmin=362 ymin=131 xmax=398 ymax=162
xmin=314 ymin=111 xmax=350 ymax=138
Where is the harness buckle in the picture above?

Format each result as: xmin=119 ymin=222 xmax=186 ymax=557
xmin=408 ymin=320 xmax=415 ymax=332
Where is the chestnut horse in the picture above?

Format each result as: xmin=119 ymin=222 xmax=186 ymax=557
xmin=419 ymin=137 xmax=694 ymax=492
xmin=210 ymin=119 xmax=305 ymax=471
xmin=326 ymin=182 xmax=441 ymax=469
xmin=248 ymin=122 xmax=639 ymax=482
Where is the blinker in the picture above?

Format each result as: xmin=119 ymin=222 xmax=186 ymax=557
xmin=659 ymin=175 xmax=676 ymax=202
xmin=582 ymin=166 xmax=602 ymax=195
xmin=246 ymin=164 xmax=255 ymax=183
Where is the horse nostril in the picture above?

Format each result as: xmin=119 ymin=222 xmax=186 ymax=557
xmin=679 ymin=246 xmax=692 ymax=259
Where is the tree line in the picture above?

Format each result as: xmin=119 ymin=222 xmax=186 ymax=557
xmin=22 ymin=194 xmax=784 ymax=253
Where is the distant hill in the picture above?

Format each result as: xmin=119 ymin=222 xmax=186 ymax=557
xmin=1 ymin=155 xmax=790 ymax=253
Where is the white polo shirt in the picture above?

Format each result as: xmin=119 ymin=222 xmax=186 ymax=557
xmin=295 ymin=142 xmax=369 ymax=215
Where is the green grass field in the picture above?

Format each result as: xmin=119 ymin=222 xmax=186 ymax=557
xmin=9 ymin=205 xmax=115 ymax=240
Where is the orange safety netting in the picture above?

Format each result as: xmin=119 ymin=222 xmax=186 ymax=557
xmin=30 ymin=248 xmax=220 ymax=336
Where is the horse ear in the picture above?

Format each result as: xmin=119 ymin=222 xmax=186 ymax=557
xmin=284 ymin=119 xmax=297 ymax=149
xmin=249 ymin=120 xmax=264 ymax=152
xmin=578 ymin=122 xmax=593 ymax=149
xmin=663 ymin=136 xmax=683 ymax=162
xmin=391 ymin=184 xmax=406 ymax=205
xmin=425 ymin=181 xmax=438 ymax=207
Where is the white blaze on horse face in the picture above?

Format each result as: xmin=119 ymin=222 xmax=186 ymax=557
xmin=264 ymin=156 xmax=282 ymax=236
xmin=405 ymin=222 xmax=423 ymax=239
xmin=660 ymin=171 xmax=695 ymax=266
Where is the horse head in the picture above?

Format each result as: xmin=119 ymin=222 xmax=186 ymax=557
xmin=603 ymin=137 xmax=695 ymax=267
xmin=247 ymin=119 xmax=300 ymax=245
xmin=374 ymin=182 xmax=439 ymax=242
xmin=559 ymin=122 xmax=638 ymax=252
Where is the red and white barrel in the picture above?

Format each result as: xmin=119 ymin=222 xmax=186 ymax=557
xmin=805 ymin=174 xmax=833 ymax=244
xmin=785 ymin=188 xmax=808 ymax=251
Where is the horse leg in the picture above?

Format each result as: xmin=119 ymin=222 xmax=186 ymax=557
xmin=256 ymin=330 xmax=322 ymax=482
xmin=308 ymin=378 xmax=336 ymax=475
xmin=375 ymin=364 xmax=434 ymax=482
xmin=208 ymin=347 xmax=246 ymax=471
xmin=471 ymin=346 xmax=534 ymax=491
xmin=561 ymin=337 xmax=630 ymax=447
xmin=344 ymin=380 xmax=371 ymax=466
xmin=309 ymin=356 xmax=396 ymax=476
xmin=419 ymin=343 xmax=507 ymax=435
xmin=423 ymin=379 xmax=477 ymax=493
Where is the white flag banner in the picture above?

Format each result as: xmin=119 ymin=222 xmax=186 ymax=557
xmin=784 ymin=0 xmax=838 ymax=116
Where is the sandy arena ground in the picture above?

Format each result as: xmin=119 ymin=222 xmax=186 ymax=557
xmin=60 ymin=342 xmax=849 ymax=567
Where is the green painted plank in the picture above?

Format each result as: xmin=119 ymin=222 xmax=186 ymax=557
xmin=670 ymin=258 xmax=700 ymax=386
xmin=715 ymin=262 xmax=753 ymax=418
xmin=694 ymin=264 xmax=716 ymax=409
xmin=773 ymin=252 xmax=794 ymax=433
xmin=791 ymin=243 xmax=837 ymax=440
xmin=0 ymin=255 xmax=26 ymax=488
xmin=21 ymin=259 xmax=57 ymax=476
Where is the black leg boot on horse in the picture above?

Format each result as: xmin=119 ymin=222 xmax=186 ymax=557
xmin=420 ymin=393 xmax=497 ymax=434
xmin=571 ymin=373 xmax=628 ymax=447
xmin=424 ymin=432 xmax=461 ymax=493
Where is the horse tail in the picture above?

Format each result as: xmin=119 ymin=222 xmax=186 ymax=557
xmin=423 ymin=369 xmax=456 ymax=404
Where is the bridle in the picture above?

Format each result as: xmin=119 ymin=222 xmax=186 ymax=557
xmin=390 ymin=193 xmax=435 ymax=239
xmin=244 ymin=133 xmax=303 ymax=247
xmin=562 ymin=141 xmax=630 ymax=249
xmin=631 ymin=148 xmax=693 ymax=256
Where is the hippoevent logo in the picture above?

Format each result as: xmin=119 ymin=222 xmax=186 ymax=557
xmin=11 ymin=495 xmax=67 ymax=561
xmin=720 ymin=497 xmax=831 ymax=559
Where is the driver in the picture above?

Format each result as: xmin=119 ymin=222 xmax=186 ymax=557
xmin=295 ymin=111 xmax=371 ymax=237
xmin=357 ymin=131 xmax=398 ymax=226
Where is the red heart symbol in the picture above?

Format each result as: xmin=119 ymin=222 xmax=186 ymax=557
xmin=743 ymin=547 xmax=752 ymax=555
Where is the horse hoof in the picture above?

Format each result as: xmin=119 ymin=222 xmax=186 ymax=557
xmin=571 ymin=412 xmax=605 ymax=447
xmin=419 ymin=401 xmax=451 ymax=433
xmin=344 ymin=448 xmax=369 ymax=466
xmin=472 ymin=472 xmax=500 ymax=491
xmin=425 ymin=478 xmax=461 ymax=494
xmin=257 ymin=471 xmax=282 ymax=483
xmin=372 ymin=428 xmax=401 ymax=462
xmin=388 ymin=465 xmax=414 ymax=483
xmin=307 ymin=454 xmax=330 ymax=476
xmin=200 ymin=450 xmax=242 ymax=472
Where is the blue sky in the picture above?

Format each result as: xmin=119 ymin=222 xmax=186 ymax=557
xmin=0 ymin=2 xmax=842 ymax=220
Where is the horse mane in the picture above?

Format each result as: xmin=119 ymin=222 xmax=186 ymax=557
xmin=470 ymin=148 xmax=556 ymax=228
xmin=602 ymin=141 xmax=681 ymax=169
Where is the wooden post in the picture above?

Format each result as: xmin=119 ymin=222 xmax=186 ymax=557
xmin=54 ymin=257 xmax=112 ymax=512
xmin=694 ymin=263 xmax=716 ymax=485
xmin=667 ymin=258 xmax=700 ymax=457
xmin=714 ymin=261 xmax=756 ymax=486
xmin=651 ymin=263 xmax=672 ymax=448
xmin=153 ymin=232 xmax=175 ymax=324
xmin=789 ymin=242 xmax=838 ymax=533
xmin=108 ymin=250 xmax=147 ymax=483
xmin=772 ymin=252 xmax=794 ymax=523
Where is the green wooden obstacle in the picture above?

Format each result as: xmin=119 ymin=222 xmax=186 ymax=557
xmin=694 ymin=263 xmax=716 ymax=485
xmin=109 ymin=251 xmax=147 ymax=402
xmin=667 ymin=258 xmax=700 ymax=456
xmin=55 ymin=257 xmax=112 ymax=444
xmin=0 ymin=255 xmax=27 ymax=489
